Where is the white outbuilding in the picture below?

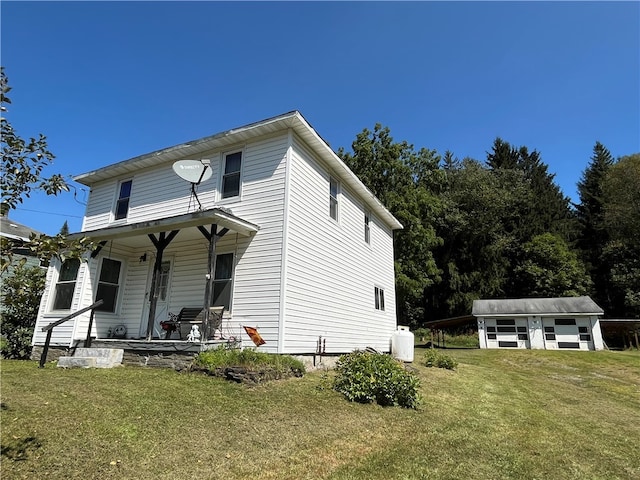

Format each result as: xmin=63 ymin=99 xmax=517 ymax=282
xmin=473 ymin=296 xmax=605 ymax=351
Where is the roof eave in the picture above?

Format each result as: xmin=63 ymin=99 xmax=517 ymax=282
xmin=68 ymin=208 xmax=260 ymax=242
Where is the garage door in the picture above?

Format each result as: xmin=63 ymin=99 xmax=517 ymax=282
xmin=543 ymin=318 xmax=594 ymax=350
xmin=484 ymin=318 xmax=529 ymax=348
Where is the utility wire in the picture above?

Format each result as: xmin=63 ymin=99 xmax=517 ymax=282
xmin=13 ymin=207 xmax=83 ymax=218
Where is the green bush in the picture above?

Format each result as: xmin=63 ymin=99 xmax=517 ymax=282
xmin=423 ymin=349 xmax=458 ymax=370
xmin=0 ymin=327 xmax=34 ymax=359
xmin=0 ymin=264 xmax=45 ymax=359
xmin=332 ymin=351 xmax=421 ymax=409
xmin=194 ymin=347 xmax=305 ymax=377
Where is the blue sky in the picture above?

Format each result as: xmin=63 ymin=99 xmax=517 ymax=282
xmin=2 ymin=1 xmax=639 ymax=236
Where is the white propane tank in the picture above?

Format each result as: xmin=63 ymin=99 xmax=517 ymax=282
xmin=391 ymin=326 xmax=414 ymax=362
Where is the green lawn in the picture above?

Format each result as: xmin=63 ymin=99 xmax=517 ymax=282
xmin=2 ymin=348 xmax=639 ymax=480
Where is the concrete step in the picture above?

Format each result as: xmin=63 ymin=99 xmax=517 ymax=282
xmin=57 ymin=348 xmax=124 ymax=368
xmin=57 ymin=356 xmax=97 ymax=368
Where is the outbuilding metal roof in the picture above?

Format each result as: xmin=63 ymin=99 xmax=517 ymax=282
xmin=472 ymin=296 xmax=604 ymax=316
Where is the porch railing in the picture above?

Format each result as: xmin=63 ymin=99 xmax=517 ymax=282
xmin=38 ymin=299 xmax=104 ymax=368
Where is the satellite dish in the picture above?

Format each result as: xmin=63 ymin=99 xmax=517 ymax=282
xmin=172 ymin=160 xmax=213 ymax=185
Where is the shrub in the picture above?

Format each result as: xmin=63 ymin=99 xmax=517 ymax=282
xmin=0 ymin=264 xmax=46 ymax=359
xmin=332 ymin=351 xmax=421 ymax=409
xmin=194 ymin=347 xmax=305 ymax=382
xmin=423 ymin=349 xmax=458 ymax=370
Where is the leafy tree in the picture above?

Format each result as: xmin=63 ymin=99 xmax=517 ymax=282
xmin=513 ymin=233 xmax=591 ymax=297
xmin=601 ymin=153 xmax=640 ymax=317
xmin=0 ymin=264 xmax=46 ymax=358
xmin=427 ymin=159 xmax=529 ymax=319
xmin=1 ymin=67 xmax=67 ymax=210
xmin=1 ymin=68 xmax=93 ymax=273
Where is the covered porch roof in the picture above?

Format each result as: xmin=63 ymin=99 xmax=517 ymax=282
xmin=69 ymin=208 xmax=259 ymax=248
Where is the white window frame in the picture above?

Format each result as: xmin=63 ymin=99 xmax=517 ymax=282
xmin=50 ymin=258 xmax=81 ymax=311
xmin=221 ymin=150 xmax=243 ymax=200
xmin=364 ymin=211 xmax=371 ymax=244
xmin=374 ymin=286 xmax=385 ymax=311
xmin=114 ymin=179 xmax=133 ymax=221
xmin=95 ymin=257 xmax=125 ymax=314
xmin=329 ymin=176 xmax=339 ymax=221
xmin=211 ymin=251 xmax=235 ymax=313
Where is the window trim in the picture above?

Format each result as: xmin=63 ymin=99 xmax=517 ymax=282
xmin=329 ymin=175 xmax=339 ymax=221
xmin=211 ymin=251 xmax=235 ymax=313
xmin=95 ymin=257 xmax=124 ymax=313
xmin=364 ymin=211 xmax=371 ymax=244
xmin=374 ymin=286 xmax=385 ymax=311
xmin=50 ymin=258 xmax=81 ymax=311
xmin=221 ymin=150 xmax=243 ymax=200
xmin=114 ymin=179 xmax=133 ymax=221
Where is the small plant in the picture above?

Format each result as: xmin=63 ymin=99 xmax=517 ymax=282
xmin=193 ymin=347 xmax=305 ymax=383
xmin=424 ymin=348 xmax=458 ymax=370
xmin=332 ymin=351 xmax=421 ymax=409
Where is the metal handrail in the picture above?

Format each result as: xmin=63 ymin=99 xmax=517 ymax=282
xmin=38 ymin=299 xmax=104 ymax=368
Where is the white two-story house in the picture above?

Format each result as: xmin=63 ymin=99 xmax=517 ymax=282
xmin=31 ymin=111 xmax=402 ymax=360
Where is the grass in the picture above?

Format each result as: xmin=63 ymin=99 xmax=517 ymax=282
xmin=2 ymin=348 xmax=639 ymax=479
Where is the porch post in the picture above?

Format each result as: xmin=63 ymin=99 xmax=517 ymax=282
xmin=201 ymin=224 xmax=218 ymax=341
xmin=146 ymin=230 xmax=180 ymax=340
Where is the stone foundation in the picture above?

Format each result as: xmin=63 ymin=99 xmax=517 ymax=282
xmin=31 ymin=346 xmax=71 ymax=364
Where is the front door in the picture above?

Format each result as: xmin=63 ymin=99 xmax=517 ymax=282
xmin=141 ymin=258 xmax=173 ymax=338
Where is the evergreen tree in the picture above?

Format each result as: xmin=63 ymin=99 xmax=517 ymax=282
xmin=58 ymin=220 xmax=69 ymax=236
xmin=601 ymin=153 xmax=640 ymax=317
xmin=576 ymin=142 xmax=615 ymax=313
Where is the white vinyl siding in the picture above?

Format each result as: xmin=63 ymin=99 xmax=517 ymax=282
xmin=283 ymin=135 xmax=397 ymax=354
xmin=59 ymin=133 xmax=289 ymax=351
xmin=36 ymin=122 xmax=401 ymax=356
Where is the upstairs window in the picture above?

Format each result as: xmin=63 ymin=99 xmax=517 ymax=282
xmin=329 ymin=176 xmax=339 ymax=220
xmin=374 ymin=286 xmax=385 ymax=311
xmin=364 ymin=212 xmax=371 ymax=244
xmin=115 ymin=179 xmax=132 ymax=220
xmin=95 ymin=258 xmax=122 ymax=312
xmin=221 ymin=152 xmax=242 ymax=199
xmin=52 ymin=258 xmax=80 ymax=310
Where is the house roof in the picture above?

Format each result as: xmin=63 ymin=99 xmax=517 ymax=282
xmin=68 ymin=207 xmax=259 ymax=246
xmin=0 ymin=214 xmax=44 ymax=242
xmin=72 ymin=111 xmax=403 ymax=230
xmin=472 ymin=296 xmax=604 ymax=317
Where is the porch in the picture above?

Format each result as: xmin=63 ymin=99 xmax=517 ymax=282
xmin=92 ymin=338 xmax=242 ymax=368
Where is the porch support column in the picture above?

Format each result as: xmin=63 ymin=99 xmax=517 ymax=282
xmin=198 ymin=224 xmax=229 ymax=339
xmin=146 ymin=230 xmax=180 ymax=340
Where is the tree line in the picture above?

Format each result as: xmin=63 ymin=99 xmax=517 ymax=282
xmin=337 ymin=125 xmax=639 ymax=325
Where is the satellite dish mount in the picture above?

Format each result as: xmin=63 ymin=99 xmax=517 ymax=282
xmin=172 ymin=159 xmax=213 ymax=211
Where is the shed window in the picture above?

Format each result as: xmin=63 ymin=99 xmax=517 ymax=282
xmin=52 ymin=258 xmax=80 ymax=310
xmin=221 ymin=152 xmax=242 ymax=199
xmin=555 ymin=319 xmax=576 ymax=326
xmin=96 ymin=258 xmax=122 ymax=312
xmin=115 ymin=180 xmax=132 ymax=220
xmin=496 ymin=319 xmax=515 ymax=326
